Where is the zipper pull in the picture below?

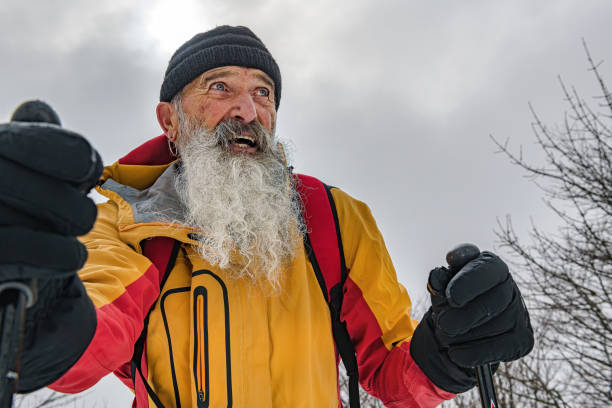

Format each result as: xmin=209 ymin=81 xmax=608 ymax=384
xmin=198 ymin=390 xmax=205 ymax=402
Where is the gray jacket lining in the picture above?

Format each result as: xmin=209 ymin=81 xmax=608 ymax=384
xmin=100 ymin=162 xmax=186 ymax=224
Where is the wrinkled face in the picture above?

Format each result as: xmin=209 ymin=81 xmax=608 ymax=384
xmin=177 ymin=66 xmax=276 ymax=153
xmin=160 ymin=67 xmax=302 ymax=288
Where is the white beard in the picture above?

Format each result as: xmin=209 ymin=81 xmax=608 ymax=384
xmin=173 ymin=110 xmax=305 ymax=287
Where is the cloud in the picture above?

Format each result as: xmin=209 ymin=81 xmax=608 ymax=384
xmin=1 ymin=0 xmax=611 ymax=291
xmin=4 ymin=0 xmax=611 ymax=404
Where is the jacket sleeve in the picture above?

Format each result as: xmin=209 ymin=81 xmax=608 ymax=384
xmin=49 ymin=201 xmax=162 ymax=393
xmin=331 ymin=188 xmax=455 ymax=407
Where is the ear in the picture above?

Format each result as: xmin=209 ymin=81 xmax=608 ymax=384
xmin=156 ymin=102 xmax=179 ymax=142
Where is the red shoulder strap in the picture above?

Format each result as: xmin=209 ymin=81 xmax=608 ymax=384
xmin=295 ymin=174 xmax=361 ymax=408
xmin=294 ymin=174 xmax=342 ymax=301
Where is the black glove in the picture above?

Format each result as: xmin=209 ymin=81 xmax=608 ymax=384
xmin=0 ymin=112 xmax=102 ymax=392
xmin=410 ymin=251 xmax=534 ymax=393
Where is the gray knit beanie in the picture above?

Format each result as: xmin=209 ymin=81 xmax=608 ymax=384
xmin=160 ymin=25 xmax=281 ymax=110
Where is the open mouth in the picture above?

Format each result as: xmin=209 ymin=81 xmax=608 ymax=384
xmin=229 ymin=133 xmax=259 ymax=152
xmin=231 ymin=136 xmax=257 ymax=147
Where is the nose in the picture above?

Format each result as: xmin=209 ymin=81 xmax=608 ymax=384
xmin=229 ymin=92 xmax=257 ymax=124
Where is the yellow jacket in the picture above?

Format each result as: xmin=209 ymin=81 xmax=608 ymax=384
xmin=50 ymin=136 xmax=454 ymax=407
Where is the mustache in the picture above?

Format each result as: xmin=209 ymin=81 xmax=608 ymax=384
xmin=212 ymin=119 xmax=273 ymax=153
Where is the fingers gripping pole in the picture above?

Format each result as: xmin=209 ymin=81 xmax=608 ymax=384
xmin=446 ymin=244 xmax=499 ymax=408
xmin=0 ymin=100 xmax=60 ymax=408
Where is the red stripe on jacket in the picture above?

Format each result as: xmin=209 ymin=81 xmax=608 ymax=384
xmin=94 ymin=239 xmax=176 ymax=408
xmin=342 ymin=277 xmax=454 ymax=407
xmin=48 ymin=238 xmax=175 ymax=395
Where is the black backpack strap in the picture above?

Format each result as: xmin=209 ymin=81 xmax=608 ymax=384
xmin=300 ymin=177 xmax=360 ymax=408
xmin=323 ymin=184 xmax=360 ymax=408
xmin=130 ymin=238 xmax=181 ymax=408
xmin=324 ymin=184 xmax=360 ymax=408
xmin=304 ymin=235 xmax=360 ymax=408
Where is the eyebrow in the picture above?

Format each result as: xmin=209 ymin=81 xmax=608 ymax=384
xmin=200 ymin=71 xmax=236 ymax=86
xmin=254 ymin=73 xmax=275 ymax=91
xmin=199 ymin=70 xmax=275 ymax=92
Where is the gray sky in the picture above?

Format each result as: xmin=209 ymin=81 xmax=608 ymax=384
xmin=3 ymin=0 xmax=611 ymax=405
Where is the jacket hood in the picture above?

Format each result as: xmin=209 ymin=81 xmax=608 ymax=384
xmin=100 ymin=134 xmax=178 ymax=191
xmin=96 ymin=135 xmax=188 ymax=231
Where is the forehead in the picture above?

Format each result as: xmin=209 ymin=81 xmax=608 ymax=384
xmin=190 ymin=66 xmax=274 ymax=90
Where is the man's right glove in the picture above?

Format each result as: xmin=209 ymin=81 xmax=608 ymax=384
xmin=0 ymin=106 xmax=103 ymax=392
xmin=409 ymin=251 xmax=534 ymax=394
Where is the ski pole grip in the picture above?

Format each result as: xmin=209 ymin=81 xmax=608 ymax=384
xmin=446 ymin=243 xmax=480 ymax=273
xmin=445 ymin=243 xmax=499 ymax=408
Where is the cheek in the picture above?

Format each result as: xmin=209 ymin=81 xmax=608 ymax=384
xmin=184 ymin=97 xmax=229 ymax=129
xmin=200 ymin=105 xmax=229 ymax=130
xmin=258 ymin=108 xmax=276 ymax=132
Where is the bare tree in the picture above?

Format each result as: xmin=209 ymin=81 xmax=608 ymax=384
xmin=345 ymin=42 xmax=610 ymax=408
xmin=470 ymin=41 xmax=611 ymax=408
xmin=338 ymin=362 xmax=384 ymax=408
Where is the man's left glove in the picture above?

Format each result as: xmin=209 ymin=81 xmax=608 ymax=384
xmin=410 ymin=251 xmax=534 ymax=394
xmin=0 ymin=119 xmax=103 ymax=392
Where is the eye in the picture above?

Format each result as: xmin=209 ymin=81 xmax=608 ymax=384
xmin=256 ymin=88 xmax=270 ymax=97
xmin=211 ymin=82 xmax=227 ymax=91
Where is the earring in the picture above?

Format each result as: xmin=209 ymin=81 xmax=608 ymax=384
xmin=168 ymin=137 xmax=178 ymax=157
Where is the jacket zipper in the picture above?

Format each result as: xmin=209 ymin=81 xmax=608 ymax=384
xmin=191 ymin=270 xmax=232 ymax=407
xmin=197 ymin=294 xmax=205 ymax=403
xmin=193 ymin=287 xmax=209 ymax=407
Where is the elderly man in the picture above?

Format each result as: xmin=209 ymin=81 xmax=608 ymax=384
xmin=0 ymin=26 xmax=532 ymax=407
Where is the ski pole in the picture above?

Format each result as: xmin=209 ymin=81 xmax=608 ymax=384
xmin=0 ymin=282 xmax=35 ymax=408
xmin=446 ymin=243 xmax=499 ymax=408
